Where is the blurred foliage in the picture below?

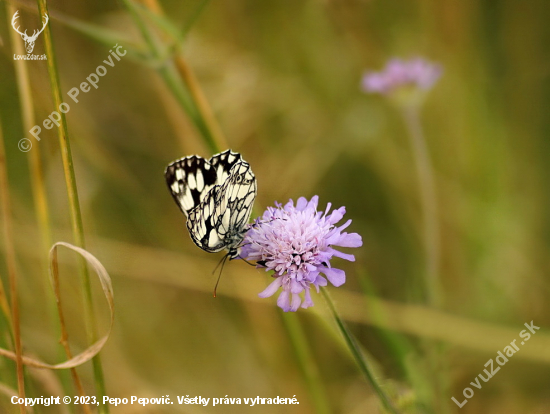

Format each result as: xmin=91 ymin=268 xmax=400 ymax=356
xmin=0 ymin=0 xmax=549 ymax=413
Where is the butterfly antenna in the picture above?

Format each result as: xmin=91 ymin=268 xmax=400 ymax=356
xmin=213 ymin=254 xmax=229 ymax=298
xmin=236 ymin=255 xmax=256 ymax=267
xmin=212 ymin=254 xmax=227 ymax=276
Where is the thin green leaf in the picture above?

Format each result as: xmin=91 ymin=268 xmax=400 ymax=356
xmin=321 ymin=287 xmax=401 ymax=414
xmin=181 ymin=0 xmax=212 ymax=38
xmin=128 ymin=1 xmax=184 ymax=45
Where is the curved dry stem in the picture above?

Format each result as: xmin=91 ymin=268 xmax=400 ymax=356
xmin=0 ymin=242 xmax=114 ymax=371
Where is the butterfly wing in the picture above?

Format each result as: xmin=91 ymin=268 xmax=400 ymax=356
xmin=214 ymin=161 xmax=257 ymax=240
xmin=165 ymin=150 xmax=256 ymax=255
xmin=186 ymin=160 xmax=257 ymax=255
xmin=186 ymin=186 xmax=226 ymax=253
xmin=164 ymin=150 xmax=244 ymax=216
xmin=164 ymin=155 xmax=218 ymax=216
xmin=208 ymin=150 xmax=244 ymax=183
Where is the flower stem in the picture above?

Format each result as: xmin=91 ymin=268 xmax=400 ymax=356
xmin=401 ymin=106 xmax=442 ymax=307
xmin=36 ymin=0 xmax=108 ymax=410
xmin=321 ymin=287 xmax=400 ymax=414
xmin=401 ymin=106 xmax=449 ymax=412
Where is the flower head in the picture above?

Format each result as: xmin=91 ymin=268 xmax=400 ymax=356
xmin=241 ymin=196 xmax=362 ymax=312
xmin=361 ymin=58 xmax=442 ymax=106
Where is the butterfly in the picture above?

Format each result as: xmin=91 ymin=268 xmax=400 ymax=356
xmin=164 ymin=149 xmax=257 ymax=260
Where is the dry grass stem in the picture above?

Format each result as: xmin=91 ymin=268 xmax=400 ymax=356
xmin=0 ymin=242 xmax=114 ymax=372
xmin=0 ymin=120 xmax=26 ymax=413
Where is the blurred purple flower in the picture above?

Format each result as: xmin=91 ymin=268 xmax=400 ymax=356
xmin=241 ymin=196 xmax=362 ymax=312
xmin=362 ymin=58 xmax=442 ymax=96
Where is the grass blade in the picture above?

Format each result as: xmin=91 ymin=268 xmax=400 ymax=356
xmin=123 ymin=0 xmax=228 ymax=153
xmin=35 ymin=0 xmax=108 ymax=409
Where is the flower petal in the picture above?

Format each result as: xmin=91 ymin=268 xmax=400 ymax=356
xmin=296 ymin=197 xmax=308 ymax=211
xmin=327 ymin=247 xmax=355 ymax=262
xmin=284 ymin=199 xmax=295 ymax=210
xmin=336 ymin=219 xmax=352 ymax=232
xmin=277 ymin=290 xmax=291 ymax=311
xmin=307 ymin=195 xmax=319 ymax=211
xmin=239 ymin=244 xmax=251 ymax=258
xmin=320 ymin=267 xmax=346 ymax=287
xmin=301 ymin=288 xmax=314 ymax=308
xmin=290 ymin=293 xmax=302 ymax=312
xmin=290 ymin=279 xmax=303 ymax=294
xmin=327 ymin=207 xmax=346 ymax=225
xmin=333 ymin=232 xmax=363 ymax=248
xmin=258 ymin=277 xmax=283 ymax=298
xmin=305 ymin=270 xmax=319 ymax=283
xmin=324 ymin=220 xmax=353 ymax=245
xmin=313 ymin=275 xmax=328 ymax=288
xmin=362 ymin=58 xmax=442 ymax=95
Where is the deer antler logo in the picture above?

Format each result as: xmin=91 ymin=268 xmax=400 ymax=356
xmin=12 ymin=10 xmax=49 ymax=54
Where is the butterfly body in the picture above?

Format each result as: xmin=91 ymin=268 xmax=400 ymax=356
xmin=165 ymin=150 xmax=256 ymax=259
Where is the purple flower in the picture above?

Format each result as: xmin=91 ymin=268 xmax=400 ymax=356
xmin=241 ymin=196 xmax=362 ymax=312
xmin=361 ymin=58 xmax=442 ymax=98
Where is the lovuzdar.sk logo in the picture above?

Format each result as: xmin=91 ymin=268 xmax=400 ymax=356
xmin=11 ymin=10 xmax=48 ymax=60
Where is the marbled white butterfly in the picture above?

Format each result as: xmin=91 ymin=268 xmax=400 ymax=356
xmin=165 ymin=149 xmax=257 ymax=260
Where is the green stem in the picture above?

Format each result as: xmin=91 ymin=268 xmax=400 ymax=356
xmin=7 ymin=0 xmax=61 ymax=349
xmin=146 ymin=0 xmax=229 ymax=152
xmin=321 ymin=287 xmax=400 ymax=414
xmin=402 ymin=106 xmax=449 ymax=412
xmin=280 ymin=312 xmax=331 ymax=414
xmin=122 ymin=0 xmax=226 ymax=154
xmin=401 ymin=106 xmax=442 ymax=308
xmin=36 ymin=1 xmax=108 ymax=411
xmin=120 ymin=0 xmax=198 ymax=117
xmin=8 ymin=1 xmax=75 ymax=398
xmin=180 ymin=0 xmax=212 ymax=38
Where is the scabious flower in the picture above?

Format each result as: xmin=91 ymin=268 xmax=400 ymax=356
xmin=241 ymin=196 xmax=362 ymax=312
xmin=361 ymin=58 xmax=442 ymax=106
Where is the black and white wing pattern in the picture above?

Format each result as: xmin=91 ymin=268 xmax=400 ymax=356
xmin=165 ymin=149 xmax=257 ymax=258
